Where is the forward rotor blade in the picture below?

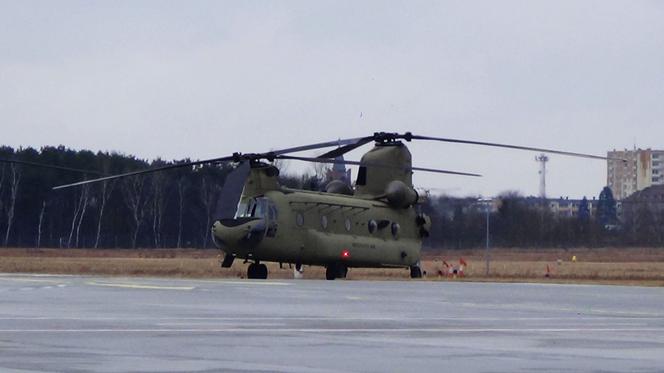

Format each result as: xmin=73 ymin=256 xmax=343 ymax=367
xmin=51 ymin=136 xmax=371 ymax=190
xmin=215 ymin=161 xmax=252 ymax=220
xmin=276 ymin=155 xmax=482 ymax=177
xmin=410 ymin=135 xmax=622 ymax=161
xmin=52 ymin=156 xmax=234 ymax=190
xmin=0 ymin=158 xmax=105 ymax=176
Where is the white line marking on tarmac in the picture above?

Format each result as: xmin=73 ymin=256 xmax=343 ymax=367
xmin=0 ymin=278 xmax=62 ymax=283
xmin=0 ymin=273 xmax=76 ymax=277
xmin=156 ymin=322 xmax=286 ymax=327
xmin=198 ymin=280 xmax=292 ymax=286
xmin=86 ymin=282 xmax=194 ymax=290
xmin=0 ymin=328 xmax=663 ymax=333
xmin=81 ymin=280 xmax=290 ymax=289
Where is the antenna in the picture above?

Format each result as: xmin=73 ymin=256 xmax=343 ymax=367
xmin=535 ymin=154 xmax=549 ymax=199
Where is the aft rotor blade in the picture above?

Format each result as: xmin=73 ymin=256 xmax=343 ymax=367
xmin=0 ymin=158 xmax=105 ymax=176
xmin=215 ymin=161 xmax=251 ymax=220
xmin=315 ymin=137 xmax=375 ymax=158
xmin=271 ymin=136 xmax=371 ymax=156
xmin=276 ymin=155 xmax=482 ymax=177
xmin=410 ymin=134 xmax=621 ymax=161
xmin=52 ymin=156 xmax=234 ymax=190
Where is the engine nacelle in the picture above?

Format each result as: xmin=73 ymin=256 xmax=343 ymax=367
xmin=385 ymin=180 xmax=418 ymax=208
xmin=325 ymin=180 xmax=353 ymax=195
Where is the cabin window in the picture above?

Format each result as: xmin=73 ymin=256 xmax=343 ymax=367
xmin=344 ymin=218 xmax=352 ymax=232
xmin=296 ymin=212 xmax=304 ymax=227
xmin=391 ymin=222 xmax=400 ymax=239
xmin=368 ymin=219 xmax=377 ymax=234
xmin=321 ymin=215 xmax=329 ymax=229
xmin=356 ymin=166 xmax=367 ymax=186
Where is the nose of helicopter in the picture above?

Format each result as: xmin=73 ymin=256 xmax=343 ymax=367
xmin=211 ymin=217 xmax=266 ymax=249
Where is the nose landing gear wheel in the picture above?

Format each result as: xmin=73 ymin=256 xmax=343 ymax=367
xmin=248 ymin=263 xmax=268 ymax=279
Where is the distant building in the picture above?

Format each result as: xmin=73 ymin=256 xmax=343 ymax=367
xmin=442 ymin=196 xmax=599 ymax=220
xmin=524 ymin=196 xmax=598 ymax=218
xmin=607 ymin=149 xmax=664 ymax=200
xmin=621 ymin=185 xmax=664 ymax=224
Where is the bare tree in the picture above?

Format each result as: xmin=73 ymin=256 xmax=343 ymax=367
xmin=199 ymin=176 xmax=221 ymax=248
xmin=67 ymin=184 xmax=89 ymax=248
xmin=151 ymin=173 xmax=167 ymax=248
xmin=176 ymin=176 xmax=188 ymax=248
xmin=3 ymin=164 xmax=22 ymax=247
xmin=36 ymin=200 xmax=46 ymax=249
xmin=94 ymin=180 xmax=115 ymax=248
xmin=122 ymin=176 xmax=151 ymax=249
xmin=74 ymin=184 xmax=90 ymax=247
xmin=0 ymin=164 xmax=5 ymax=228
xmin=311 ymin=161 xmax=331 ymax=181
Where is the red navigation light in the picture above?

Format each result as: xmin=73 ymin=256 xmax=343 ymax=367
xmin=341 ymin=249 xmax=350 ymax=259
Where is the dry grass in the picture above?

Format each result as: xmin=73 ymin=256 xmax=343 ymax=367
xmin=1 ymin=248 xmax=663 ymax=286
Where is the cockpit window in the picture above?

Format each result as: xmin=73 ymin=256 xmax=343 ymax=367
xmin=235 ymin=197 xmax=277 ymax=219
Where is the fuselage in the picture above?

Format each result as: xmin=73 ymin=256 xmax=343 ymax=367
xmin=212 ymin=187 xmax=422 ymax=268
xmin=212 ymin=142 xmax=431 ymax=274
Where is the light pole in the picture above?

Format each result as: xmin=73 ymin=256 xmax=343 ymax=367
xmin=478 ymin=198 xmax=492 ymax=276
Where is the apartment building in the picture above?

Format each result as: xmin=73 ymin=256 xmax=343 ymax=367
xmin=607 ymin=149 xmax=664 ymax=200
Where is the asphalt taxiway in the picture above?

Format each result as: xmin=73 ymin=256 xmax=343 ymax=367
xmin=1 ymin=274 xmax=663 ymax=372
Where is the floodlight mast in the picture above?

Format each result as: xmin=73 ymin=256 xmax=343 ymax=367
xmin=536 ymin=154 xmax=549 ymax=199
xmin=478 ymin=198 xmax=493 ymax=276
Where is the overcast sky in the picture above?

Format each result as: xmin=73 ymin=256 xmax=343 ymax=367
xmin=2 ymin=1 xmax=663 ymax=198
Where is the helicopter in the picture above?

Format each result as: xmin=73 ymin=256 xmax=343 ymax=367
xmin=50 ymin=132 xmax=618 ymax=280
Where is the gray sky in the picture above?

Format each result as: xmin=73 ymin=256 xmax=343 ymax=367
xmin=2 ymin=0 xmax=663 ymax=198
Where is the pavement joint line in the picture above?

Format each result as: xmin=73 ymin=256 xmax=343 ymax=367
xmin=85 ymin=281 xmax=195 ymax=290
xmin=0 ymin=273 xmax=77 ymax=277
xmin=1 ymin=328 xmax=663 ymax=333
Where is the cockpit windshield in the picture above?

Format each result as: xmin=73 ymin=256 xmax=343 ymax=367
xmin=235 ymin=197 xmax=277 ymax=220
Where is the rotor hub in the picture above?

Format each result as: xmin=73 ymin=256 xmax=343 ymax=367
xmin=372 ymin=132 xmax=412 ymax=144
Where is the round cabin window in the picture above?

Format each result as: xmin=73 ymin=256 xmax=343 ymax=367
xmin=295 ymin=212 xmax=304 ymax=227
xmin=391 ymin=222 xmax=400 ymax=239
xmin=321 ymin=215 xmax=328 ymax=229
xmin=368 ymin=220 xmax=378 ymax=234
xmin=344 ymin=218 xmax=352 ymax=232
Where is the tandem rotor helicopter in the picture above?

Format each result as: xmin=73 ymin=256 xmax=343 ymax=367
xmin=30 ymin=132 xmax=615 ymax=280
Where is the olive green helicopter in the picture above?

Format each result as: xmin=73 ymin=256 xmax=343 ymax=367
xmin=48 ymin=132 xmax=615 ymax=280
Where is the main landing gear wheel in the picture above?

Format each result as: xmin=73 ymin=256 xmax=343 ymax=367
xmin=325 ymin=263 xmax=348 ymax=281
xmin=410 ymin=265 xmax=423 ymax=279
xmin=248 ymin=263 xmax=268 ymax=279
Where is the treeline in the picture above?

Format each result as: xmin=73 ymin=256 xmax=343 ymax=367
xmin=1 ymin=146 xmax=662 ymax=249
xmin=0 ymin=146 xmax=232 ymax=249
xmin=422 ymin=190 xmax=664 ymax=249
xmin=0 ymin=146 xmax=338 ymax=249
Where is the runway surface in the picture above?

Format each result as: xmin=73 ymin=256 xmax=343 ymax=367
xmin=1 ymin=274 xmax=663 ymax=373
